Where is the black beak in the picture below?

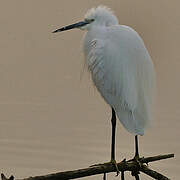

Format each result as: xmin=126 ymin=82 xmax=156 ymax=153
xmin=52 ymin=21 xmax=89 ymax=33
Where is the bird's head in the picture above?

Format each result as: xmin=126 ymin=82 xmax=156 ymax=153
xmin=52 ymin=5 xmax=118 ymax=33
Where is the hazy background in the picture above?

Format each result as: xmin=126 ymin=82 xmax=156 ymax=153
xmin=0 ymin=0 xmax=179 ymax=179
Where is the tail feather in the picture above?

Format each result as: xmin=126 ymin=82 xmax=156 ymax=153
xmin=115 ymin=108 xmax=145 ymax=135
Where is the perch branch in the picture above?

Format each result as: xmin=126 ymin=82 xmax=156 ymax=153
xmin=140 ymin=165 xmax=170 ymax=180
xmin=139 ymin=153 xmax=174 ymax=164
xmin=1 ymin=153 xmax=174 ymax=180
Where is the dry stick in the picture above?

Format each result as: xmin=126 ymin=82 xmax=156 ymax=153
xmin=140 ymin=165 xmax=170 ymax=180
xmin=121 ymin=171 xmax=125 ymax=180
xmin=139 ymin=154 xmax=174 ymax=180
xmin=103 ymin=173 xmax=106 ymax=180
xmin=138 ymin=154 xmax=174 ymax=164
xmin=134 ymin=175 xmax=140 ymax=180
xmin=1 ymin=154 xmax=174 ymax=180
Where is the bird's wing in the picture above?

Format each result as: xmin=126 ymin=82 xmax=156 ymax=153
xmin=84 ymin=26 xmax=155 ymax=135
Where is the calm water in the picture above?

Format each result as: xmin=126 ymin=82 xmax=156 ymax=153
xmin=0 ymin=1 xmax=179 ymax=179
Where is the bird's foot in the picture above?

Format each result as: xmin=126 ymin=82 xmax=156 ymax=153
xmin=111 ymin=159 xmax=120 ymax=176
xmin=133 ymin=154 xmax=142 ymax=168
xmin=131 ymin=155 xmax=141 ymax=179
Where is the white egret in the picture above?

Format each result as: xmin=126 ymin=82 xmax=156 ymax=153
xmin=53 ymin=5 xmax=155 ymax=175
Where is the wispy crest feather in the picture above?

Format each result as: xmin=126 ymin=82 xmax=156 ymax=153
xmin=85 ymin=6 xmax=118 ymax=26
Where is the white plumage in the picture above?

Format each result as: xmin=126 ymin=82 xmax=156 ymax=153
xmin=82 ymin=6 xmax=155 ymax=135
xmin=53 ymin=6 xmax=156 ymax=170
xmin=53 ymin=5 xmax=155 ymax=136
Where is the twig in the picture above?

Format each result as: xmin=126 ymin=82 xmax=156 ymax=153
xmin=1 ymin=153 xmax=174 ymax=180
xmin=103 ymin=173 xmax=106 ymax=180
xmin=134 ymin=174 xmax=140 ymax=180
xmin=139 ymin=153 xmax=174 ymax=164
xmin=140 ymin=165 xmax=170 ymax=180
xmin=121 ymin=171 xmax=125 ymax=180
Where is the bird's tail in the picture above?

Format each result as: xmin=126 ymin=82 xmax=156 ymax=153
xmin=115 ymin=108 xmax=148 ymax=136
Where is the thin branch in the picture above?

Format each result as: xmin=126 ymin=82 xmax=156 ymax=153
xmin=1 ymin=154 xmax=174 ymax=180
xmin=140 ymin=165 xmax=170 ymax=180
xmin=103 ymin=173 xmax=106 ymax=180
xmin=134 ymin=175 xmax=140 ymax=180
xmin=139 ymin=153 xmax=174 ymax=164
xmin=121 ymin=171 xmax=125 ymax=180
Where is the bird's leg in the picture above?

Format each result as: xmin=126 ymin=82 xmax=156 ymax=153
xmin=134 ymin=135 xmax=139 ymax=159
xmin=134 ymin=135 xmax=141 ymax=165
xmin=132 ymin=135 xmax=141 ymax=179
xmin=110 ymin=108 xmax=120 ymax=176
xmin=111 ymin=108 xmax=116 ymax=161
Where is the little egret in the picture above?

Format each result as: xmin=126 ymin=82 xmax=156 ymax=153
xmin=53 ymin=5 xmax=155 ymax=174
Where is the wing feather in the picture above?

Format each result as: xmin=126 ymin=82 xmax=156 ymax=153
xmin=83 ymin=25 xmax=155 ymax=135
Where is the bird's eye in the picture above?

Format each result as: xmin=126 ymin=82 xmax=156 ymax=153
xmin=85 ymin=19 xmax=94 ymax=23
xmin=90 ymin=19 xmax=94 ymax=22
